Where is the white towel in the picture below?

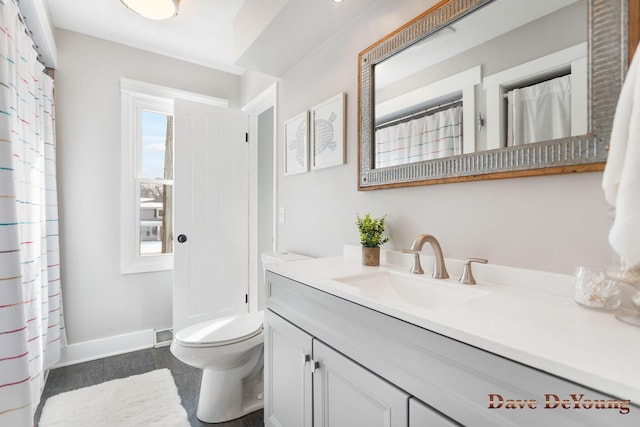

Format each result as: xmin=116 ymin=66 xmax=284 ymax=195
xmin=602 ymin=43 xmax=640 ymax=268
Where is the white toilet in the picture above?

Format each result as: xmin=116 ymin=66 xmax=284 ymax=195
xmin=170 ymin=311 xmax=264 ymax=423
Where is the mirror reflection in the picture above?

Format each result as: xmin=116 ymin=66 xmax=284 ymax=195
xmin=373 ymin=0 xmax=587 ymax=169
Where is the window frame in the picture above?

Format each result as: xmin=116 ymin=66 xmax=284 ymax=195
xmin=121 ymin=87 xmax=175 ymax=274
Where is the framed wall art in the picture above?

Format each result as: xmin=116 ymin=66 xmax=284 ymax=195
xmin=311 ymin=93 xmax=346 ymax=170
xmin=284 ymin=111 xmax=309 ymax=175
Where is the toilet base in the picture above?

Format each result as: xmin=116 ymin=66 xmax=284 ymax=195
xmin=196 ymin=356 xmax=264 ymax=423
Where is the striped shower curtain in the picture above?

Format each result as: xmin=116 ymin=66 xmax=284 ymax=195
xmin=0 ymin=0 xmax=65 ymax=425
xmin=375 ymin=105 xmax=462 ymax=168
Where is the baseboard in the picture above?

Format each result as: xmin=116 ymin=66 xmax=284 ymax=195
xmin=54 ymin=329 xmax=155 ymax=368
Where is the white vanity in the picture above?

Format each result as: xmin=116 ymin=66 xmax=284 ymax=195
xmin=264 ymin=247 xmax=640 ymax=426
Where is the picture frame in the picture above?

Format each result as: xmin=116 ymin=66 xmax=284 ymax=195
xmin=284 ymin=111 xmax=309 ymax=175
xmin=311 ymin=92 xmax=346 ymax=170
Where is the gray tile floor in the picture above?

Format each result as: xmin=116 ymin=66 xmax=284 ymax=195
xmin=34 ymin=346 xmax=264 ymax=426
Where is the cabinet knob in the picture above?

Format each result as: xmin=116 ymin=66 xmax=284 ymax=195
xmin=311 ymin=360 xmax=321 ymax=373
xmin=302 ymin=353 xmax=311 ymax=366
xmin=177 ymin=234 xmax=188 ymax=243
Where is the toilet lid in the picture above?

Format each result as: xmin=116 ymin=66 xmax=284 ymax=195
xmin=175 ymin=312 xmax=263 ymax=347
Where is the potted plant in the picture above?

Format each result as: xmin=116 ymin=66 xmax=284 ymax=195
xmin=356 ymin=213 xmax=390 ymax=266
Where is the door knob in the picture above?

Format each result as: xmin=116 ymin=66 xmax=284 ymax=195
xmin=177 ymin=234 xmax=188 ymax=243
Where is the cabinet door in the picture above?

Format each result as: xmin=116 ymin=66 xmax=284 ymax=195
xmin=265 ymin=310 xmax=313 ymax=427
xmin=313 ymin=340 xmax=409 ymax=427
xmin=410 ymin=398 xmax=461 ymax=427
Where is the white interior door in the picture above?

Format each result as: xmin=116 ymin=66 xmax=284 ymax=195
xmin=173 ymin=100 xmax=249 ymax=332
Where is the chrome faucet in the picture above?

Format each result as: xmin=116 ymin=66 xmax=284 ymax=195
xmin=403 ymin=234 xmax=449 ymax=279
xmin=459 ymin=258 xmax=488 ymax=285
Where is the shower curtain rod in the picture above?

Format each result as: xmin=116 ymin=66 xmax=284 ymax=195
xmin=502 ymin=71 xmax=571 ymax=98
xmin=10 ymin=0 xmax=46 ymax=66
xmin=375 ymin=98 xmax=462 ymax=130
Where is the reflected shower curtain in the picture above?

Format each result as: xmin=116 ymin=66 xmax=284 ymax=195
xmin=375 ymin=105 xmax=462 ymax=168
xmin=0 ymin=1 xmax=65 ymax=425
xmin=507 ymin=74 xmax=571 ymax=146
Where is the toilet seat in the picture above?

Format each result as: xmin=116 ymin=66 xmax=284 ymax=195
xmin=175 ymin=312 xmax=263 ymax=348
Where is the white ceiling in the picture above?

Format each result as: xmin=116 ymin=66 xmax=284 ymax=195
xmin=43 ymin=0 xmax=382 ymax=76
xmin=233 ymin=0 xmax=381 ymax=76
xmin=46 ymin=0 xmax=247 ymax=74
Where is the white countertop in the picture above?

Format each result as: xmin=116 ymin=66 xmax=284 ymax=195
xmin=265 ymin=247 xmax=640 ymax=405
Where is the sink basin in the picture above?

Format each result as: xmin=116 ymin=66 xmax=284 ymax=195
xmin=333 ymin=270 xmax=490 ymax=310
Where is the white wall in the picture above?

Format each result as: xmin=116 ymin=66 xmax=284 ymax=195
xmin=55 ymin=29 xmax=242 ymax=345
xmin=54 ymin=0 xmax=616 ymax=352
xmin=270 ymin=0 xmax=613 ymax=274
xmin=241 ymin=70 xmax=279 ymax=107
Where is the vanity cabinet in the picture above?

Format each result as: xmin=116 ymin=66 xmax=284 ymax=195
xmin=264 ymin=309 xmax=313 ymax=427
xmin=265 ymin=270 xmax=640 ymax=427
xmin=410 ymin=398 xmax=460 ymax=427
xmin=265 ymin=309 xmax=410 ymax=427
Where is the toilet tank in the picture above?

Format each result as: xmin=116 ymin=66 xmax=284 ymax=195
xmin=261 ymin=251 xmax=311 ymax=271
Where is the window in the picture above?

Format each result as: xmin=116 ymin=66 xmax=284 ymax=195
xmin=139 ymin=113 xmax=174 ymax=256
xmin=121 ymin=85 xmax=175 ymax=273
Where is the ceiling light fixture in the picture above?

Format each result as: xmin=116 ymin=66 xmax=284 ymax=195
xmin=121 ymin=0 xmax=180 ymax=20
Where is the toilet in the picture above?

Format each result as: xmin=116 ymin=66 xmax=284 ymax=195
xmin=170 ymin=311 xmax=264 ymax=423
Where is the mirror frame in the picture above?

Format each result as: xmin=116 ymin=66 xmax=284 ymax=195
xmin=358 ymin=0 xmax=629 ymax=190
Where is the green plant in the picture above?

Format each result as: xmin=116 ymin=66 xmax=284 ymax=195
xmin=356 ymin=213 xmax=390 ymax=248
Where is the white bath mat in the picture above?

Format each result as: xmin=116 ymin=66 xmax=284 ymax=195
xmin=39 ymin=369 xmax=188 ymax=427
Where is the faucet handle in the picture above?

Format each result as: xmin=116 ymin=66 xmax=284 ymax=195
xmin=459 ymin=258 xmax=488 ymax=285
xmin=402 ymin=249 xmax=424 ymax=274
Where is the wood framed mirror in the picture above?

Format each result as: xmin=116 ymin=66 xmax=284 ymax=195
xmin=358 ymin=0 xmax=634 ymax=190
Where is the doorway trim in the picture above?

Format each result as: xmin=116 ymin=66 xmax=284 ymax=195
xmin=242 ymin=82 xmax=278 ymax=313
